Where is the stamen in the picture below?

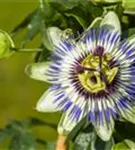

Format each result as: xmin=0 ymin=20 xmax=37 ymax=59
xmin=77 ymin=47 xmax=118 ymax=94
xmin=76 ymin=65 xmax=84 ymax=73
xmin=76 ymin=65 xmax=96 ymax=73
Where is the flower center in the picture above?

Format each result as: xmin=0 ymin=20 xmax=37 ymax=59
xmin=77 ymin=46 xmax=118 ymax=93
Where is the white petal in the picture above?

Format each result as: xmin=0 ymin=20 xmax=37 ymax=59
xmin=47 ymin=27 xmax=63 ymax=47
xmin=36 ymin=88 xmax=61 ymax=112
xmin=127 ymin=35 xmax=135 ymax=49
xmin=97 ymin=28 xmax=120 ymax=54
xmin=100 ymin=11 xmax=121 ymax=33
xmin=57 ymin=108 xmax=85 ymax=135
xmin=78 ymin=18 xmax=103 ymax=53
xmin=94 ymin=118 xmax=114 ymax=141
xmin=122 ymin=107 xmax=135 ymax=124
xmin=25 ymin=62 xmax=59 ymax=83
xmin=113 ymin=35 xmax=135 ymax=62
xmin=47 ymin=27 xmax=73 ymax=47
xmin=124 ymin=114 xmax=135 ymax=124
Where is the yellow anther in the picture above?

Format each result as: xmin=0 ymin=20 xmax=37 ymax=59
xmin=78 ymin=53 xmax=118 ymax=93
xmin=106 ymin=67 xmax=118 ymax=83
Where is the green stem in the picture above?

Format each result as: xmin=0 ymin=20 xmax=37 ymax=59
xmin=11 ymin=47 xmax=42 ymax=52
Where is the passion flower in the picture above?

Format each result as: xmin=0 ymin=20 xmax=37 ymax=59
xmin=26 ymin=11 xmax=135 ymax=141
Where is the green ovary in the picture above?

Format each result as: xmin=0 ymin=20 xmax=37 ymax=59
xmin=78 ymin=54 xmax=118 ymax=93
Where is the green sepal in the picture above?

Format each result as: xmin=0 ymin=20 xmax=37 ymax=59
xmin=112 ymin=139 xmax=135 ymax=150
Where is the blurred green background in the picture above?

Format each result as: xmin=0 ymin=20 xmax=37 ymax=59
xmin=0 ymin=0 xmax=60 ymax=148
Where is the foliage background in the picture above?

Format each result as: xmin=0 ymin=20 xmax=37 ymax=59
xmin=1 ymin=0 xmax=135 ymax=149
xmin=0 ymin=1 xmax=60 ymax=149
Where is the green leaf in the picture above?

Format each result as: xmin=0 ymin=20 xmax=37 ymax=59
xmin=0 ymin=119 xmax=51 ymax=149
xmin=89 ymin=17 xmax=103 ymax=28
xmin=21 ymin=9 xmax=44 ymax=47
xmin=125 ymin=140 xmax=135 ymax=150
xmin=36 ymin=138 xmax=47 ymax=146
xmin=85 ymin=2 xmax=103 ymax=19
xmin=47 ymin=0 xmax=80 ymax=10
xmin=127 ymin=28 xmax=135 ymax=37
xmin=115 ymin=2 xmax=123 ymax=19
xmin=9 ymin=132 xmax=36 ymax=150
xmin=10 ymin=9 xmax=38 ymax=37
xmin=112 ymin=140 xmax=135 ymax=150
xmin=23 ymin=117 xmax=57 ymax=129
xmin=48 ymin=1 xmax=83 ymax=30
xmin=5 ymin=120 xmax=37 ymax=150
xmin=5 ymin=120 xmax=24 ymax=135
xmin=11 ymin=0 xmax=68 ymax=43
xmin=79 ymin=17 xmax=102 ymax=41
xmin=40 ymin=2 xmax=67 ymax=28
xmin=95 ymin=137 xmax=114 ymax=150
xmin=34 ymin=46 xmax=51 ymax=62
xmin=0 ymin=120 xmax=23 ymax=142
xmin=74 ymin=132 xmax=96 ymax=150
xmin=0 ymin=129 xmax=8 ymax=143
xmin=114 ymin=121 xmax=135 ymax=142
xmin=69 ymin=123 xmax=114 ymax=150
xmin=18 ymin=2 xmax=57 ymax=47
xmin=23 ymin=117 xmax=47 ymax=126
xmin=64 ymin=5 xmax=90 ymax=29
xmin=69 ymin=141 xmax=75 ymax=150
xmin=46 ymin=141 xmax=56 ymax=150
xmin=68 ymin=118 xmax=87 ymax=141
xmin=87 ymin=132 xmax=97 ymax=150
xmin=76 ymin=1 xmax=103 ymax=20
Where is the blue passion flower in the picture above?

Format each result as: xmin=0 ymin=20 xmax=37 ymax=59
xmin=25 ymin=11 xmax=135 ymax=141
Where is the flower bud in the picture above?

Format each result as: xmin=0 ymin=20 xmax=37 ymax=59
xmin=0 ymin=30 xmax=15 ymax=60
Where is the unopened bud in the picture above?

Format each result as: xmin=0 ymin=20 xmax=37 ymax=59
xmin=0 ymin=30 xmax=15 ymax=60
